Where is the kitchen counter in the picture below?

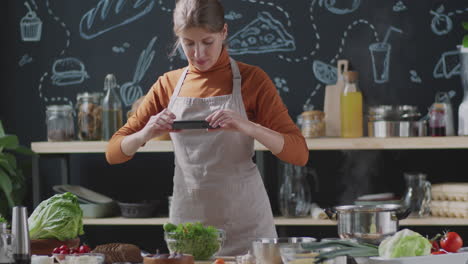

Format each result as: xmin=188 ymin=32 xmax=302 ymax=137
xmin=82 ymin=216 xmax=468 ymax=226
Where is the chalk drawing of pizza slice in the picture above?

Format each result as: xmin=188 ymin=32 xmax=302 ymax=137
xmin=433 ymin=50 xmax=460 ymax=79
xmin=228 ymin=12 xmax=295 ymax=55
xmin=79 ymin=0 xmax=155 ymax=40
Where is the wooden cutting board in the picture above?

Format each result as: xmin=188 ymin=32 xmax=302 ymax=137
xmin=324 ymin=60 xmax=349 ymax=137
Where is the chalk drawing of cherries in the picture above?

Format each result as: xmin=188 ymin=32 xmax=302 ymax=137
xmin=430 ymin=5 xmax=453 ymax=36
xmin=120 ymin=37 xmax=157 ymax=106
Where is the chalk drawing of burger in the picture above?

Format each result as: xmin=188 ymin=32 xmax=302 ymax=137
xmin=51 ymin=57 xmax=90 ymax=86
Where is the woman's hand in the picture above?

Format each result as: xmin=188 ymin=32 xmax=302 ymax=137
xmin=205 ymin=109 xmax=254 ymax=135
xmin=139 ymin=108 xmax=177 ymax=142
xmin=206 ymin=109 xmax=285 ymax=154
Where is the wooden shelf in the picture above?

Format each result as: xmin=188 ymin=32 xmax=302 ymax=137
xmin=308 ymin=137 xmax=468 ymax=150
xmin=31 ymin=137 xmax=468 ymax=153
xmin=82 ymin=217 xmax=468 ymax=226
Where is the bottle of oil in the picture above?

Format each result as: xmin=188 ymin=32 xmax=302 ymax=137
xmin=102 ymin=74 xmax=123 ymax=140
xmin=340 ymin=71 xmax=363 ymax=137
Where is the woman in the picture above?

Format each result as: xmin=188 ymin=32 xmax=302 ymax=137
xmin=106 ymin=0 xmax=308 ymax=255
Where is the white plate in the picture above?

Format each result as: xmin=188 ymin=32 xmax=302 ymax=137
xmin=367 ymin=252 xmax=468 ymax=264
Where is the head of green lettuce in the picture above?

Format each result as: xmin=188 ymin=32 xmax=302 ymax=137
xmin=379 ymin=229 xmax=431 ymax=258
xmin=28 ymin=192 xmax=84 ymax=241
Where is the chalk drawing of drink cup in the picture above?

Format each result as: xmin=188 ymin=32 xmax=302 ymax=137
xmin=20 ymin=2 xmax=42 ymax=42
xmin=369 ymin=26 xmax=402 ymax=84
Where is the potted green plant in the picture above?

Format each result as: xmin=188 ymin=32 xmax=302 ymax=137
xmin=0 ymin=120 xmax=35 ymax=218
xmin=463 ymin=22 xmax=468 ymax=47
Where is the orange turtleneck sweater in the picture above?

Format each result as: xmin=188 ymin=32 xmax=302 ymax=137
xmin=106 ymin=48 xmax=309 ymax=166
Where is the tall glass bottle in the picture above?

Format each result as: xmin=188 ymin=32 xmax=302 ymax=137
xmin=102 ymin=74 xmax=123 ymax=140
xmin=279 ymin=163 xmax=312 ymax=217
xmin=340 ymin=71 xmax=363 ymax=137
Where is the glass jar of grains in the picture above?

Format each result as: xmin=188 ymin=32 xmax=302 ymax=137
xmin=76 ymin=92 xmax=102 ymax=140
xmin=301 ymin=110 xmax=325 ymax=138
xmin=46 ymin=105 xmax=75 ymax=141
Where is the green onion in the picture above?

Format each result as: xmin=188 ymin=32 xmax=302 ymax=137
xmin=301 ymin=240 xmax=379 ymax=263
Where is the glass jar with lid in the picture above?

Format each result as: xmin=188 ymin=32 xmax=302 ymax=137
xmin=301 ymin=110 xmax=325 ymax=138
xmin=76 ymin=92 xmax=102 ymax=140
xmin=46 ymin=105 xmax=74 ymax=141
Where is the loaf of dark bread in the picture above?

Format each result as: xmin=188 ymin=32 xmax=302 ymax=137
xmin=92 ymin=243 xmax=143 ymax=264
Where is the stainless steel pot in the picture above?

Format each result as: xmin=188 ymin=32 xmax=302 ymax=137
xmin=324 ymin=204 xmax=410 ymax=245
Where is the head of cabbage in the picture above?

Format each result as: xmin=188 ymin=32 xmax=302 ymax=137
xmin=28 ymin=192 xmax=84 ymax=241
xmin=379 ymin=229 xmax=432 ymax=258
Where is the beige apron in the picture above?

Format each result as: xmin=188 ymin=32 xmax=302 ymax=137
xmin=168 ymin=58 xmax=277 ymax=256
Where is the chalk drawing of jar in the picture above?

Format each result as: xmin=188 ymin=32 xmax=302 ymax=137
xmin=120 ymin=37 xmax=157 ymax=106
xmin=20 ymin=2 xmax=42 ymax=42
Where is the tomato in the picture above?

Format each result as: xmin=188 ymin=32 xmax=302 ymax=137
xmin=59 ymin=249 xmax=69 ymax=255
xmin=213 ymin=259 xmax=225 ymax=264
xmin=432 ymin=250 xmax=447 ymax=255
xmin=69 ymin=248 xmax=79 ymax=254
xmin=58 ymin=245 xmax=69 ymax=251
xmin=78 ymin=245 xmax=91 ymax=253
xmin=52 ymin=247 xmax=61 ymax=254
xmin=431 ymin=240 xmax=440 ymax=252
xmin=440 ymin=232 xmax=463 ymax=253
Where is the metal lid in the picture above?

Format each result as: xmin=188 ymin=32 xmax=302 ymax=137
xmin=46 ymin=105 xmax=73 ymax=112
xmin=368 ymin=105 xmax=394 ymax=115
xmin=302 ymin=110 xmax=324 ymax=119
xmin=334 ymin=204 xmax=402 ymax=213
xmin=397 ymin=105 xmax=420 ymax=121
xmin=77 ymin=92 xmax=101 ymax=101
xmin=368 ymin=105 xmax=396 ymax=121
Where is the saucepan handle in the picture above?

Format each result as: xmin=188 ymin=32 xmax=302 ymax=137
xmin=395 ymin=207 xmax=412 ymax=220
xmin=324 ymin=207 xmax=337 ymax=220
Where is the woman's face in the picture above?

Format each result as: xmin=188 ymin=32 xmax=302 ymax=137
xmin=179 ymin=24 xmax=227 ymax=72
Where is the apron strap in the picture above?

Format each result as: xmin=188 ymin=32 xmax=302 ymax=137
xmin=168 ymin=67 xmax=189 ymax=110
xmin=168 ymin=59 xmax=245 ymax=115
xmin=229 ymin=58 xmax=241 ymax=97
xmin=229 ymin=58 xmax=247 ymax=119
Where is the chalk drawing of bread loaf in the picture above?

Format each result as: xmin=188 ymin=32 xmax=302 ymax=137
xmin=79 ymin=0 xmax=155 ymax=40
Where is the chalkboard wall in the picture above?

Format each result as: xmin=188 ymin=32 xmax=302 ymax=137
xmin=2 ymin=0 xmax=468 ymax=249
xmin=3 ymin=0 xmax=468 ymax=141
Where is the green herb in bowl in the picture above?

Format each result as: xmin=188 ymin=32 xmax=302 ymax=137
xmin=163 ymin=222 xmax=225 ymax=260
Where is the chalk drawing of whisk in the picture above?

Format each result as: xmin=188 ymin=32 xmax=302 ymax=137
xmin=120 ymin=36 xmax=157 ymax=106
